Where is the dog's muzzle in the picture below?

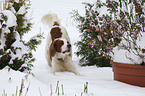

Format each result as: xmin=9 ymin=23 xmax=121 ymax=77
xmin=57 ymin=58 xmax=67 ymax=62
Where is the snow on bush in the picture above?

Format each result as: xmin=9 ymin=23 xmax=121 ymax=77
xmin=2 ymin=10 xmax=17 ymax=27
xmin=112 ymin=0 xmax=145 ymax=64
xmin=71 ymin=0 xmax=122 ymax=67
xmin=71 ymin=0 xmax=145 ymax=65
xmin=113 ymin=33 xmax=145 ymax=64
xmin=0 ymin=0 xmax=43 ymax=72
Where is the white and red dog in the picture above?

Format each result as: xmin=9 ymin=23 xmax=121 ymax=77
xmin=41 ymin=13 xmax=80 ymax=75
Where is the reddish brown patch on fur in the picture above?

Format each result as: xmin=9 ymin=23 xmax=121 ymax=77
xmin=53 ymin=21 xmax=59 ymax=26
xmin=49 ymin=43 xmax=56 ymax=60
xmin=54 ymin=40 xmax=64 ymax=52
xmin=49 ymin=40 xmax=64 ymax=59
xmin=50 ymin=27 xmax=62 ymax=41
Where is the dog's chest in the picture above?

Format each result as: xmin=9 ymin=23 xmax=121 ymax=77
xmin=55 ymin=60 xmax=68 ymax=72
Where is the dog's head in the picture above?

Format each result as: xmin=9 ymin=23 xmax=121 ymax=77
xmin=49 ymin=38 xmax=71 ymax=61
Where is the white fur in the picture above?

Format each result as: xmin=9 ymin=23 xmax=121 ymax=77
xmin=41 ymin=13 xmax=60 ymax=28
xmin=51 ymin=54 xmax=80 ymax=75
xmin=45 ymin=25 xmax=71 ymax=67
xmin=51 ymin=39 xmax=80 ymax=75
xmin=41 ymin=13 xmax=70 ymax=67
xmin=61 ymin=39 xmax=68 ymax=53
xmin=41 ymin=13 xmax=80 ymax=75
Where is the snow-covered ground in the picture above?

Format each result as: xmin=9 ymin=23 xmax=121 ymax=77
xmin=1 ymin=0 xmax=145 ymax=96
xmin=1 ymin=66 xmax=145 ymax=96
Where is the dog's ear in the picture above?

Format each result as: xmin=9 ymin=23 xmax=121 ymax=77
xmin=49 ymin=40 xmax=64 ymax=59
xmin=49 ymin=41 xmax=56 ymax=59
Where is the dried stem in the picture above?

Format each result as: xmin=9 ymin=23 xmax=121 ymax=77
xmin=84 ymin=82 xmax=88 ymax=93
xmin=39 ymin=88 xmax=42 ymax=96
xmin=19 ymin=79 xmax=24 ymax=96
xmin=55 ymin=81 xmax=59 ymax=93
xmin=61 ymin=85 xmax=64 ymax=95
xmin=25 ymin=82 xmax=30 ymax=96
xmin=15 ymin=86 xmax=18 ymax=96
xmin=50 ymin=84 xmax=53 ymax=96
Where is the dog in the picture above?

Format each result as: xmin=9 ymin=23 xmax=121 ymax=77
xmin=49 ymin=38 xmax=80 ymax=75
xmin=41 ymin=13 xmax=80 ymax=75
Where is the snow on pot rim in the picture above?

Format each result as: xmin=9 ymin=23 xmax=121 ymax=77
xmin=112 ymin=33 xmax=145 ymax=65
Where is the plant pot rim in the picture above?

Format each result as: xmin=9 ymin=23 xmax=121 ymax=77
xmin=111 ymin=61 xmax=145 ymax=87
xmin=110 ymin=61 xmax=145 ymax=68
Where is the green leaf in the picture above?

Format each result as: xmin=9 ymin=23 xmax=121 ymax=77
xmin=119 ymin=0 xmax=122 ymax=8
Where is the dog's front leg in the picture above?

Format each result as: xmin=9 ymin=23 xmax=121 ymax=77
xmin=66 ymin=58 xmax=80 ymax=76
xmin=51 ymin=60 xmax=56 ymax=75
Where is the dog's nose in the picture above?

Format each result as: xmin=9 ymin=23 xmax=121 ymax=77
xmin=67 ymin=44 xmax=71 ymax=52
xmin=67 ymin=44 xmax=71 ymax=48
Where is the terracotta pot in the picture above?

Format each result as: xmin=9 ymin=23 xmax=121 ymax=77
xmin=110 ymin=61 xmax=145 ymax=87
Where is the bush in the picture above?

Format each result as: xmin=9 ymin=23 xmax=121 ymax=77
xmin=71 ymin=1 xmax=122 ymax=67
xmin=0 ymin=0 xmax=43 ymax=72
xmin=71 ymin=0 xmax=145 ymax=66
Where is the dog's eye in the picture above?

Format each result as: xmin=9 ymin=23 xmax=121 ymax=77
xmin=62 ymin=51 xmax=66 ymax=54
xmin=60 ymin=42 xmax=64 ymax=45
xmin=67 ymin=44 xmax=71 ymax=48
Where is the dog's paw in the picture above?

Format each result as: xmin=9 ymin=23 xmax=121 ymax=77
xmin=51 ymin=70 xmax=56 ymax=75
xmin=74 ymin=72 xmax=81 ymax=76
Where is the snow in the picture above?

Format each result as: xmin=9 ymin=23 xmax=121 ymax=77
xmin=2 ymin=10 xmax=17 ymax=27
xmin=0 ymin=27 xmax=10 ymax=47
xmin=15 ymin=0 xmax=19 ymax=3
xmin=1 ymin=0 xmax=145 ymax=96
xmin=113 ymin=33 xmax=145 ymax=64
xmin=1 ymin=66 xmax=145 ymax=96
xmin=0 ymin=68 xmax=49 ymax=96
xmin=17 ymin=4 xmax=26 ymax=14
xmin=9 ymin=31 xmax=29 ymax=63
xmin=97 ymin=5 xmax=109 ymax=17
xmin=0 ymin=10 xmax=17 ymax=48
xmin=113 ymin=46 xmax=141 ymax=64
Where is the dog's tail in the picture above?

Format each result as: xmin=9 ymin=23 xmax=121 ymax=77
xmin=41 ymin=13 xmax=60 ymax=28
